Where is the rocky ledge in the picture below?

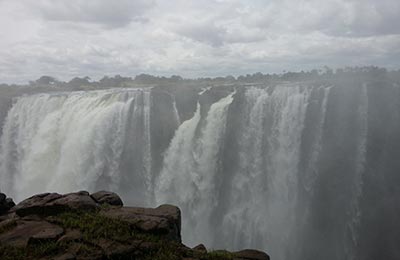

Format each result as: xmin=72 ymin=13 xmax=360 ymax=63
xmin=0 ymin=191 xmax=269 ymax=260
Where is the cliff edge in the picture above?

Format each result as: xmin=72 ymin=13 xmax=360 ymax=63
xmin=0 ymin=191 xmax=269 ymax=260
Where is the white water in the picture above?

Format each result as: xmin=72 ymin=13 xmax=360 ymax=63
xmin=0 ymin=89 xmax=152 ymax=203
xmin=218 ymin=86 xmax=312 ymax=259
xmin=346 ymin=84 xmax=368 ymax=260
xmin=0 ymin=83 xmax=383 ymax=260
xmin=155 ymin=92 xmax=235 ymax=245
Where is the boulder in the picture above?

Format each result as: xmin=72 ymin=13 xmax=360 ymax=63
xmin=0 ymin=193 xmax=15 ymax=215
xmin=0 ymin=191 xmax=270 ymax=260
xmin=234 ymin=249 xmax=270 ymax=260
xmin=193 ymin=244 xmax=207 ymax=252
xmin=0 ymin=220 xmax=64 ymax=247
xmin=90 ymin=191 xmax=123 ymax=206
xmin=100 ymin=204 xmax=181 ymax=242
xmin=57 ymin=229 xmax=83 ymax=244
xmin=13 ymin=191 xmax=99 ymax=217
xmin=0 ymin=193 xmax=5 ymax=203
xmin=94 ymin=238 xmax=139 ymax=258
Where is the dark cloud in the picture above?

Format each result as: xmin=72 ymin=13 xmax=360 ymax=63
xmin=31 ymin=0 xmax=155 ymax=28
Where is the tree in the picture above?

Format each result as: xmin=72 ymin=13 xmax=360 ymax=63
xmin=32 ymin=76 xmax=58 ymax=86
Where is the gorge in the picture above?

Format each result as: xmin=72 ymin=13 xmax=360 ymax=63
xmin=1 ymin=75 xmax=400 ymax=260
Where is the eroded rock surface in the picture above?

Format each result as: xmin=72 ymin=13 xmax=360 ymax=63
xmin=0 ymin=192 xmax=15 ymax=215
xmin=101 ymin=204 xmax=181 ymax=242
xmin=90 ymin=191 xmax=123 ymax=206
xmin=0 ymin=191 xmax=270 ymax=260
xmin=12 ymin=191 xmax=99 ymax=217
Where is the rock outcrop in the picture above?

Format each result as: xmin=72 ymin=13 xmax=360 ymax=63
xmin=0 ymin=193 xmax=15 ymax=215
xmin=0 ymin=191 xmax=270 ymax=260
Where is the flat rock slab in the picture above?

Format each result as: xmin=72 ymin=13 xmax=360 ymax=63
xmin=0 ymin=220 xmax=64 ymax=247
xmin=234 ymin=249 xmax=270 ymax=260
xmin=100 ymin=204 xmax=181 ymax=242
xmin=13 ymin=191 xmax=99 ymax=217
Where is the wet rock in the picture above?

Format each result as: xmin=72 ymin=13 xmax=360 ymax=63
xmin=28 ymin=223 xmax=64 ymax=245
xmin=13 ymin=191 xmax=99 ymax=217
xmin=95 ymin=238 xmax=139 ymax=258
xmin=0 ymin=191 xmax=270 ymax=260
xmin=0 ymin=193 xmax=5 ymax=203
xmin=90 ymin=191 xmax=123 ymax=206
xmin=100 ymin=204 xmax=181 ymax=242
xmin=57 ymin=229 xmax=83 ymax=244
xmin=0 ymin=193 xmax=15 ymax=215
xmin=234 ymin=249 xmax=270 ymax=260
xmin=53 ymin=253 xmax=76 ymax=260
xmin=0 ymin=220 xmax=64 ymax=247
xmin=193 ymin=244 xmax=207 ymax=252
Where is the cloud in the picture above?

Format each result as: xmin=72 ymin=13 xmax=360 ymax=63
xmin=0 ymin=0 xmax=399 ymax=84
xmin=29 ymin=0 xmax=155 ymax=28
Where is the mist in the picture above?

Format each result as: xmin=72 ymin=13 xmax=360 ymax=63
xmin=1 ymin=68 xmax=400 ymax=259
xmin=1 ymin=0 xmax=400 ymax=259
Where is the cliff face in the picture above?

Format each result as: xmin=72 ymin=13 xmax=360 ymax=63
xmin=0 ymin=191 xmax=269 ymax=260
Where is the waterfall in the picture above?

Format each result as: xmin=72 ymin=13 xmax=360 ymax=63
xmin=0 ymin=81 xmax=398 ymax=260
xmin=155 ymin=92 xmax=235 ymax=245
xmin=346 ymin=84 xmax=368 ymax=260
xmin=217 ymin=85 xmax=313 ymax=259
xmin=0 ymin=89 xmax=152 ymax=203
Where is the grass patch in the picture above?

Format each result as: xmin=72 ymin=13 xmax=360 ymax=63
xmin=142 ymin=243 xmax=182 ymax=260
xmin=0 ymin=241 xmax=64 ymax=260
xmin=57 ymin=211 xmax=133 ymax=241
xmin=203 ymin=250 xmax=235 ymax=260
xmin=0 ymin=210 xmax=236 ymax=260
xmin=0 ymin=220 xmax=17 ymax=234
xmin=55 ymin=211 xmax=161 ymax=243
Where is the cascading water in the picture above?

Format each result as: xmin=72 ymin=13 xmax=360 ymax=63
xmin=0 ymin=89 xmax=153 ymax=204
xmin=217 ymin=86 xmax=312 ymax=259
xmin=155 ymin=92 xmax=235 ymax=245
xmin=0 ymin=81 xmax=399 ymax=260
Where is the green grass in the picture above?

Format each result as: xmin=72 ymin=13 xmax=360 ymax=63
xmin=56 ymin=211 xmax=162 ymax=243
xmin=203 ymin=250 xmax=235 ymax=260
xmin=0 ymin=241 xmax=63 ymax=260
xmin=0 ymin=210 xmax=236 ymax=260
xmin=57 ymin=211 xmax=133 ymax=241
xmin=0 ymin=219 xmax=17 ymax=234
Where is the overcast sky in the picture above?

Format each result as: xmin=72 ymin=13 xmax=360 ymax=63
xmin=1 ymin=0 xmax=400 ymax=83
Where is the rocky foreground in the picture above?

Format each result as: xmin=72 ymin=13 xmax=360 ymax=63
xmin=0 ymin=191 xmax=269 ymax=260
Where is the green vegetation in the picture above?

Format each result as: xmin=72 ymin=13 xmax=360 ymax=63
xmin=57 ymin=211 xmax=133 ymax=241
xmin=0 ymin=210 xmax=237 ymax=260
xmin=0 ymin=241 xmax=62 ymax=260
xmin=0 ymin=220 xmax=16 ymax=235
xmin=203 ymin=250 xmax=234 ymax=260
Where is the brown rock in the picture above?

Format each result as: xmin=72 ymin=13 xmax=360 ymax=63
xmin=95 ymin=238 xmax=139 ymax=258
xmin=90 ymin=191 xmax=123 ymax=206
xmin=28 ymin=224 xmax=64 ymax=244
xmin=53 ymin=253 xmax=76 ymax=260
xmin=0 ymin=193 xmax=6 ymax=203
xmin=234 ymin=249 xmax=270 ymax=260
xmin=57 ymin=229 xmax=83 ymax=244
xmin=0 ymin=220 xmax=64 ymax=247
xmin=100 ymin=204 xmax=181 ymax=242
xmin=0 ymin=218 xmax=16 ymax=232
xmin=193 ymin=243 xmax=207 ymax=252
xmin=13 ymin=191 xmax=99 ymax=217
xmin=138 ymin=241 xmax=158 ymax=251
xmin=0 ymin=193 xmax=15 ymax=215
